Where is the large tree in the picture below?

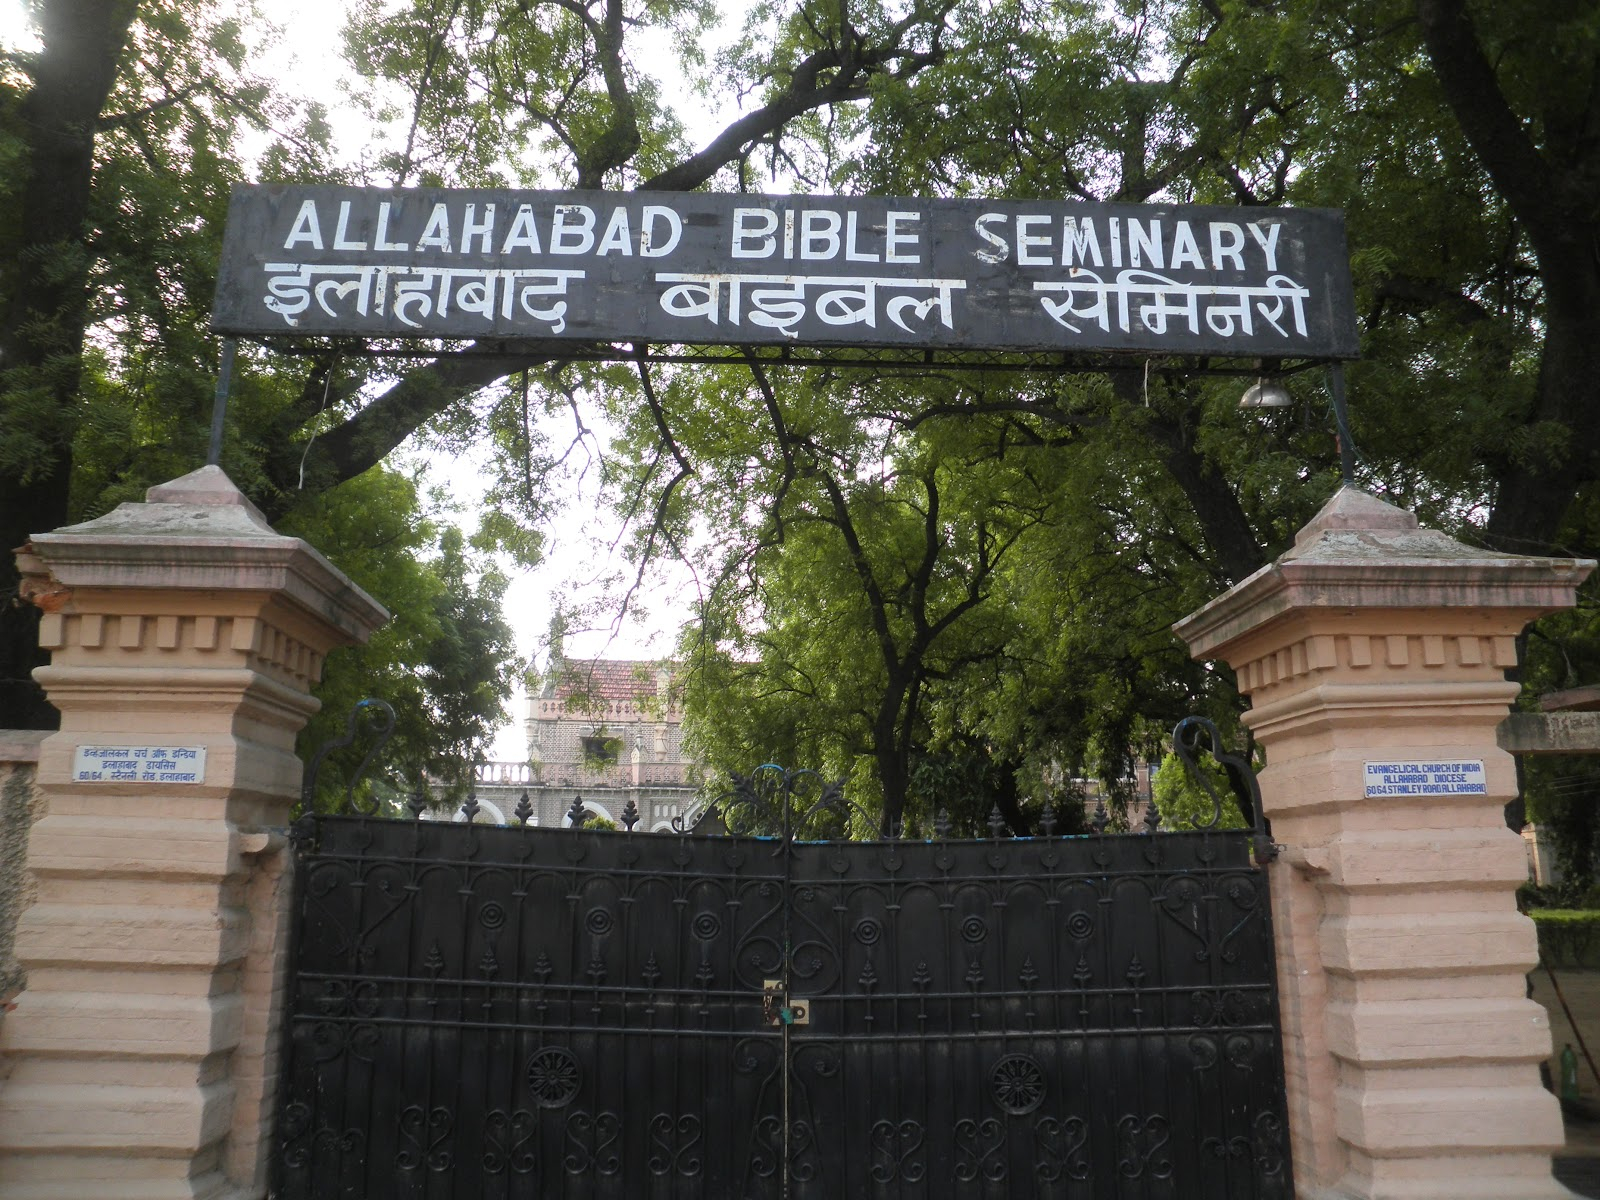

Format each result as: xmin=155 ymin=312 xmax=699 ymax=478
xmin=7 ymin=0 xmax=1600 ymax=845
xmin=3 ymin=1 xmax=149 ymax=725
xmin=619 ymin=0 xmax=1600 ymax=822
xmin=659 ymin=366 xmax=1059 ymax=831
xmin=0 ymin=0 xmax=956 ymax=728
xmin=0 ymin=2 xmax=526 ymax=770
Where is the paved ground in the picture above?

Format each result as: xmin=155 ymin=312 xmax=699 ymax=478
xmin=1532 ymin=967 xmax=1600 ymax=1196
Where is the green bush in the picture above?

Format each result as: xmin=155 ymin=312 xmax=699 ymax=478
xmin=1531 ymin=909 xmax=1600 ymax=969
xmin=1520 ymin=880 xmax=1600 ymax=912
xmin=1151 ymin=750 xmax=1247 ymax=832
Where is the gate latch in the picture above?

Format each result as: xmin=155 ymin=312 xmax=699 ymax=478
xmin=761 ymin=979 xmax=810 ymax=1026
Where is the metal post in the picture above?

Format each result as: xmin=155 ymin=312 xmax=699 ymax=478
xmin=207 ymin=338 xmax=238 ymax=467
xmin=1327 ymin=361 xmax=1357 ymax=486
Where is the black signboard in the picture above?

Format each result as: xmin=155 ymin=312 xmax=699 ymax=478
xmin=212 ymin=184 xmax=1358 ymax=359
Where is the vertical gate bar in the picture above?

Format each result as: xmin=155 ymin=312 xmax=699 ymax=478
xmin=615 ymin=836 xmax=630 ymax=1195
xmin=274 ymin=786 xmax=1294 ymax=1200
xmin=779 ymin=773 xmax=793 ymax=1200
xmin=993 ymin=838 xmax=1011 ymax=1187
xmin=355 ymin=822 xmax=378 ymax=1197
xmin=408 ymin=821 xmax=434 ymax=1200
xmin=1152 ymin=838 xmax=1171 ymax=1195
xmin=673 ymin=832 xmax=691 ymax=1200
xmin=892 ymin=847 xmax=912 ymax=1200
xmin=273 ymin=821 xmax=304 ymax=1198
xmin=1171 ymin=838 xmax=1184 ymax=1196
xmin=513 ymin=825 xmax=534 ymax=1200
xmin=458 ymin=827 xmax=477 ymax=1196
xmin=1105 ymin=852 xmax=1121 ymax=1196
xmin=424 ymin=824 xmax=449 ymax=1199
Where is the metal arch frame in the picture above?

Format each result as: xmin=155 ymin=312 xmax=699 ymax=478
xmin=238 ymin=332 xmax=1339 ymax=377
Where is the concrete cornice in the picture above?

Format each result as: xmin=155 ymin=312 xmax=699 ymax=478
xmin=22 ymin=465 xmax=388 ymax=644
xmin=1176 ymin=487 xmax=1595 ymax=661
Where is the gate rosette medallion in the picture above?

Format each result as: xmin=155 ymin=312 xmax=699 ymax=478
xmin=527 ymin=1046 xmax=580 ymax=1107
xmin=991 ymin=1053 xmax=1047 ymax=1116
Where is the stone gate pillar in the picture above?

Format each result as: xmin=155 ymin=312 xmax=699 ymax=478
xmin=0 ymin=467 xmax=386 ymax=1198
xmin=1174 ymin=488 xmax=1591 ymax=1200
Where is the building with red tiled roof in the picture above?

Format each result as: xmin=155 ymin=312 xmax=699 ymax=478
xmin=464 ymin=656 xmax=697 ymax=831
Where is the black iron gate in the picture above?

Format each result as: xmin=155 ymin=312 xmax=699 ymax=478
xmin=277 ymin=741 xmax=1292 ymax=1198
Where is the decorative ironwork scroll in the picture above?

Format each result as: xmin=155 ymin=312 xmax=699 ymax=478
xmin=298 ymin=697 xmax=396 ymax=815
xmin=277 ymin=744 xmax=1293 ymax=1198
xmin=1172 ymin=714 xmax=1279 ymax=863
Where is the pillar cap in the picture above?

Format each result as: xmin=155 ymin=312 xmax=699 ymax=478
xmin=1175 ymin=486 xmax=1594 ymax=660
xmin=22 ymin=466 xmax=388 ymax=645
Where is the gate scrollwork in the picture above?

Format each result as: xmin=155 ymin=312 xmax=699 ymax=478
xmin=278 ymin=722 xmax=1293 ymax=1199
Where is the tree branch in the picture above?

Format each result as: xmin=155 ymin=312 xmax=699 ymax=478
xmin=574 ymin=0 xmax=641 ymax=187
xmin=274 ymin=8 xmax=954 ymax=502
xmin=96 ymin=81 xmax=202 ymax=130
xmin=1413 ymin=0 xmax=1564 ymax=243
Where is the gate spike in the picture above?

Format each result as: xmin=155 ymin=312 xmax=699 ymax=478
xmin=1019 ymin=956 xmax=1040 ymax=989
xmin=987 ymin=803 xmax=1007 ymax=837
xmin=1040 ymin=800 xmax=1058 ymax=836
xmin=1091 ymin=796 xmax=1109 ymax=834
xmin=460 ymin=789 xmax=480 ymax=823
xmin=621 ymin=798 xmax=640 ymax=831
xmin=407 ymin=785 xmax=429 ymax=820
xmin=1142 ymin=800 xmax=1162 ymax=833
xmin=934 ymin=808 xmax=952 ymax=839
xmin=567 ymin=795 xmax=589 ymax=827
xmin=514 ymin=790 xmax=533 ymax=825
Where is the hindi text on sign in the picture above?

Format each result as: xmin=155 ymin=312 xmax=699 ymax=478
xmin=214 ymin=186 xmax=1359 ymax=359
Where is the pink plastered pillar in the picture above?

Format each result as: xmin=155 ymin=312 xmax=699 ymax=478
xmin=0 ymin=467 xmax=386 ymax=1199
xmin=1175 ymin=488 xmax=1591 ymax=1200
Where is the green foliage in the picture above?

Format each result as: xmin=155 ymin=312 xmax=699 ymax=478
xmin=647 ymin=361 xmax=1247 ymax=830
xmin=1522 ymin=754 xmax=1600 ymax=895
xmin=9 ymin=0 xmax=1600 ymax=889
xmin=0 ymin=3 xmax=527 ymax=760
xmin=581 ymin=734 xmax=623 ymax=769
xmin=1151 ymin=750 xmax=1247 ymax=832
xmin=341 ymin=0 xmax=708 ymax=189
xmin=1532 ymin=909 xmax=1600 ymax=925
xmin=283 ymin=470 xmax=521 ymax=810
xmin=1515 ymin=501 xmax=1600 ymax=891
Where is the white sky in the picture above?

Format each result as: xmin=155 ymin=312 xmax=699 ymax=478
xmin=0 ymin=0 xmax=724 ymax=760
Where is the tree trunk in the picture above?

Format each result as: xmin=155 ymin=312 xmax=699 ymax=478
xmin=1482 ymin=267 xmax=1600 ymax=554
xmin=1414 ymin=0 xmax=1600 ymax=555
xmin=0 ymin=0 xmax=140 ymax=729
xmin=874 ymin=670 xmax=914 ymax=834
xmin=0 ymin=471 xmax=70 ymax=729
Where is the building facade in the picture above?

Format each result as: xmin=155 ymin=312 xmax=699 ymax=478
xmin=470 ymin=658 xmax=700 ymax=831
